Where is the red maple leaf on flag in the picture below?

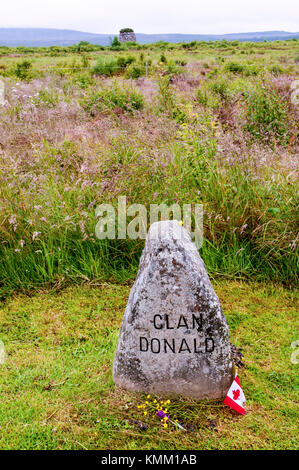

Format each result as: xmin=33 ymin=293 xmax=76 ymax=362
xmin=224 ymin=376 xmax=246 ymax=414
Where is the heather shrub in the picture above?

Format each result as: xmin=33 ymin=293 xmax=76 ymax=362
xmin=227 ymin=76 xmax=254 ymax=95
xmin=117 ymin=55 xmax=135 ymax=68
xmin=126 ymin=64 xmax=146 ymax=79
xmin=92 ymin=55 xmax=136 ymax=76
xmin=92 ymin=57 xmax=121 ymax=76
xmin=15 ymin=60 xmax=33 ymax=80
xmin=76 ymin=41 xmax=93 ymax=52
xmin=175 ymin=59 xmax=187 ymax=66
xmin=209 ymin=79 xmax=230 ymax=101
xmin=207 ymin=68 xmax=219 ymax=78
xmin=244 ymin=86 xmax=289 ymax=143
xmin=32 ymin=88 xmax=59 ymax=108
xmin=165 ymin=62 xmax=183 ymax=76
xmin=158 ymin=75 xmax=175 ymax=112
xmin=73 ymin=72 xmax=95 ymax=89
xmin=158 ymin=76 xmax=187 ymax=122
xmin=196 ymin=85 xmax=221 ymax=109
xmin=225 ymin=62 xmax=245 ymax=73
xmin=269 ymin=64 xmax=284 ymax=75
xmin=196 ymin=88 xmax=209 ymax=106
xmin=82 ymin=84 xmax=144 ymax=115
xmin=81 ymin=53 xmax=90 ymax=69
xmin=224 ymin=62 xmax=260 ymax=76
xmin=243 ymin=64 xmax=261 ymax=76
xmin=121 ymin=41 xmax=140 ymax=50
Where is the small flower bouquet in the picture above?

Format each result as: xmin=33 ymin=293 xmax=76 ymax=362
xmin=137 ymin=395 xmax=187 ymax=430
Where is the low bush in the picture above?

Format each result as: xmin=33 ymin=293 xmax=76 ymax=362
xmin=117 ymin=55 xmax=135 ymax=68
xmin=92 ymin=57 xmax=120 ymax=76
xmin=126 ymin=64 xmax=146 ymax=79
xmin=225 ymin=62 xmax=245 ymax=73
xmin=165 ymin=63 xmax=183 ymax=76
xmin=196 ymin=88 xmax=209 ymax=106
xmin=82 ymin=84 xmax=144 ymax=115
xmin=269 ymin=64 xmax=285 ymax=75
xmin=244 ymin=86 xmax=289 ymax=144
xmin=158 ymin=75 xmax=187 ymax=122
xmin=209 ymin=79 xmax=230 ymax=101
xmin=73 ymin=72 xmax=95 ymax=89
xmin=92 ymin=55 xmax=136 ymax=76
xmin=15 ymin=60 xmax=33 ymax=80
xmin=32 ymin=89 xmax=59 ymax=108
xmin=225 ymin=62 xmax=260 ymax=76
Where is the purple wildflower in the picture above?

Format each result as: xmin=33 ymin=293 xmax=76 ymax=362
xmin=157 ymin=410 xmax=168 ymax=419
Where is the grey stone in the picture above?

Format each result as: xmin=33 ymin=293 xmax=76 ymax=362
xmin=119 ymin=31 xmax=136 ymax=43
xmin=113 ymin=220 xmax=234 ymax=399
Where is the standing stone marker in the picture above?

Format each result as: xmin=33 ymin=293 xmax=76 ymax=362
xmin=113 ymin=220 xmax=234 ymax=399
xmin=119 ymin=29 xmax=136 ymax=43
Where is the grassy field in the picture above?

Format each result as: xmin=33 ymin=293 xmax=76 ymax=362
xmin=0 ymin=280 xmax=298 ymax=450
xmin=0 ymin=39 xmax=298 ymax=450
xmin=0 ymin=39 xmax=298 ymax=297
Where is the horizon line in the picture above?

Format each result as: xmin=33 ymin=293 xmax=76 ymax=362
xmin=0 ymin=27 xmax=298 ymax=35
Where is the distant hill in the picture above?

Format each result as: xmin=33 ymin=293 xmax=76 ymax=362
xmin=0 ymin=28 xmax=298 ymax=47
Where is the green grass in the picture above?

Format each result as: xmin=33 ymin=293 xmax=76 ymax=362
xmin=0 ymin=280 xmax=298 ymax=450
xmin=0 ymin=41 xmax=298 ymax=296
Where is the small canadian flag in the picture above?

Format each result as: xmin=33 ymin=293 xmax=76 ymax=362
xmin=223 ymin=374 xmax=246 ymax=415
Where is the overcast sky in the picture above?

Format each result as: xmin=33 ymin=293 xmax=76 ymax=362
xmin=1 ymin=0 xmax=299 ymax=34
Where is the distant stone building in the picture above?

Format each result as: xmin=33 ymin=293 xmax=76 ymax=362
xmin=119 ymin=28 xmax=136 ymax=43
